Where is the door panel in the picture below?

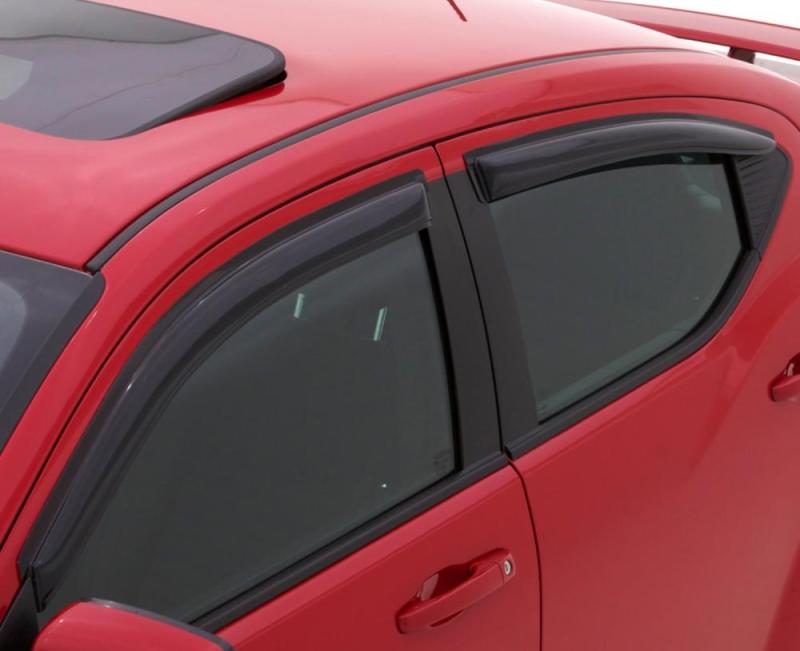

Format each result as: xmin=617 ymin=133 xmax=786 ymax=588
xmin=439 ymin=98 xmax=800 ymax=650
xmin=219 ymin=467 xmax=540 ymax=651
xmin=515 ymin=343 xmax=800 ymax=650
xmin=8 ymin=148 xmax=541 ymax=650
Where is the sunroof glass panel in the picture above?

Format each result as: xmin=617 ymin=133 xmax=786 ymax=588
xmin=0 ymin=0 xmax=285 ymax=139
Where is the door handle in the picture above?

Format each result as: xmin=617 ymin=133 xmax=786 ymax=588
xmin=397 ymin=549 xmax=515 ymax=634
xmin=772 ymin=360 xmax=800 ymax=402
xmin=772 ymin=373 xmax=800 ymax=402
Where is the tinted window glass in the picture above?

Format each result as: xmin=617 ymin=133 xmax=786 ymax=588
xmin=0 ymin=0 xmax=284 ymax=139
xmin=490 ymin=153 xmax=742 ymax=420
xmin=0 ymin=251 xmax=97 ymax=451
xmin=45 ymin=233 xmax=455 ymax=622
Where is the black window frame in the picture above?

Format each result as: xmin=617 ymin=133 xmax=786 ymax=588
xmin=445 ymin=113 xmax=791 ymax=458
xmin=18 ymin=172 xmax=501 ymax=635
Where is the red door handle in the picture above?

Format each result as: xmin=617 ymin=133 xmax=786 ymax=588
xmin=772 ymin=372 xmax=800 ymax=402
xmin=397 ymin=549 xmax=515 ymax=634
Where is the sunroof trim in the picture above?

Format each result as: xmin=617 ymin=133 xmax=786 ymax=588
xmin=0 ymin=0 xmax=286 ymax=140
xmin=121 ymin=49 xmax=287 ymax=139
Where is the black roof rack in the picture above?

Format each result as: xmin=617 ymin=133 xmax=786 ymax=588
xmin=0 ymin=0 xmax=286 ymax=140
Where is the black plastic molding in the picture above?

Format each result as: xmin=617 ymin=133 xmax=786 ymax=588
xmin=469 ymin=117 xmax=776 ymax=202
xmin=734 ymin=149 xmax=792 ymax=254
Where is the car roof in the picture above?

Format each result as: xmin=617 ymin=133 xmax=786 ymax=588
xmin=0 ymin=0 xmax=679 ymax=269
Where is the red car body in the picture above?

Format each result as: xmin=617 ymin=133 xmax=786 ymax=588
xmin=0 ymin=1 xmax=799 ymax=649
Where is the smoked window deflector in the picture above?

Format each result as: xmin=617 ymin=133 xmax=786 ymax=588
xmin=468 ymin=117 xmax=776 ymax=203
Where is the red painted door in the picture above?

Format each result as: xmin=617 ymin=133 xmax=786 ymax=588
xmin=220 ymin=467 xmax=539 ymax=651
xmin=10 ymin=149 xmax=540 ymax=651
xmin=208 ymin=153 xmax=542 ymax=651
xmin=438 ymin=98 xmax=800 ymax=650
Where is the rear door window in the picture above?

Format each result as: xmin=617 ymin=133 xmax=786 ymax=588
xmin=488 ymin=153 xmax=742 ymax=419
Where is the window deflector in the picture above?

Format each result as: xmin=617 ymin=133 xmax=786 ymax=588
xmin=450 ymin=112 xmax=790 ymax=456
xmin=22 ymin=181 xmax=437 ymax=615
xmin=469 ymin=118 xmax=776 ymax=202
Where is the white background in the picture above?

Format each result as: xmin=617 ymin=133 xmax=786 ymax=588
xmin=605 ymin=0 xmax=800 ymax=28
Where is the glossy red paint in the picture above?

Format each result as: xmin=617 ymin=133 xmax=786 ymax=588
xmin=771 ymin=372 xmax=800 ymax=403
xmin=0 ymin=0 xmax=677 ymax=269
xmin=553 ymin=0 xmax=800 ymax=61
xmin=0 ymin=2 xmax=799 ymax=648
xmin=6 ymin=48 xmax=799 ymax=562
xmin=0 ymin=148 xmax=444 ymax=612
xmin=453 ymin=99 xmax=800 ymax=651
xmin=215 ymin=468 xmax=540 ymax=651
xmin=1 ymin=44 xmax=799 ymax=607
xmin=34 ymin=602 xmax=223 ymax=651
xmin=0 ymin=150 xmax=543 ymax=649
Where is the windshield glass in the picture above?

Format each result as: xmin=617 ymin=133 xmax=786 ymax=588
xmin=0 ymin=251 xmax=101 ymax=452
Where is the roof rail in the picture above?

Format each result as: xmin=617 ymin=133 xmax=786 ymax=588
xmin=549 ymin=0 xmax=800 ymax=63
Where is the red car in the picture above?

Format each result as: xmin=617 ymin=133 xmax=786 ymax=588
xmin=0 ymin=0 xmax=799 ymax=649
